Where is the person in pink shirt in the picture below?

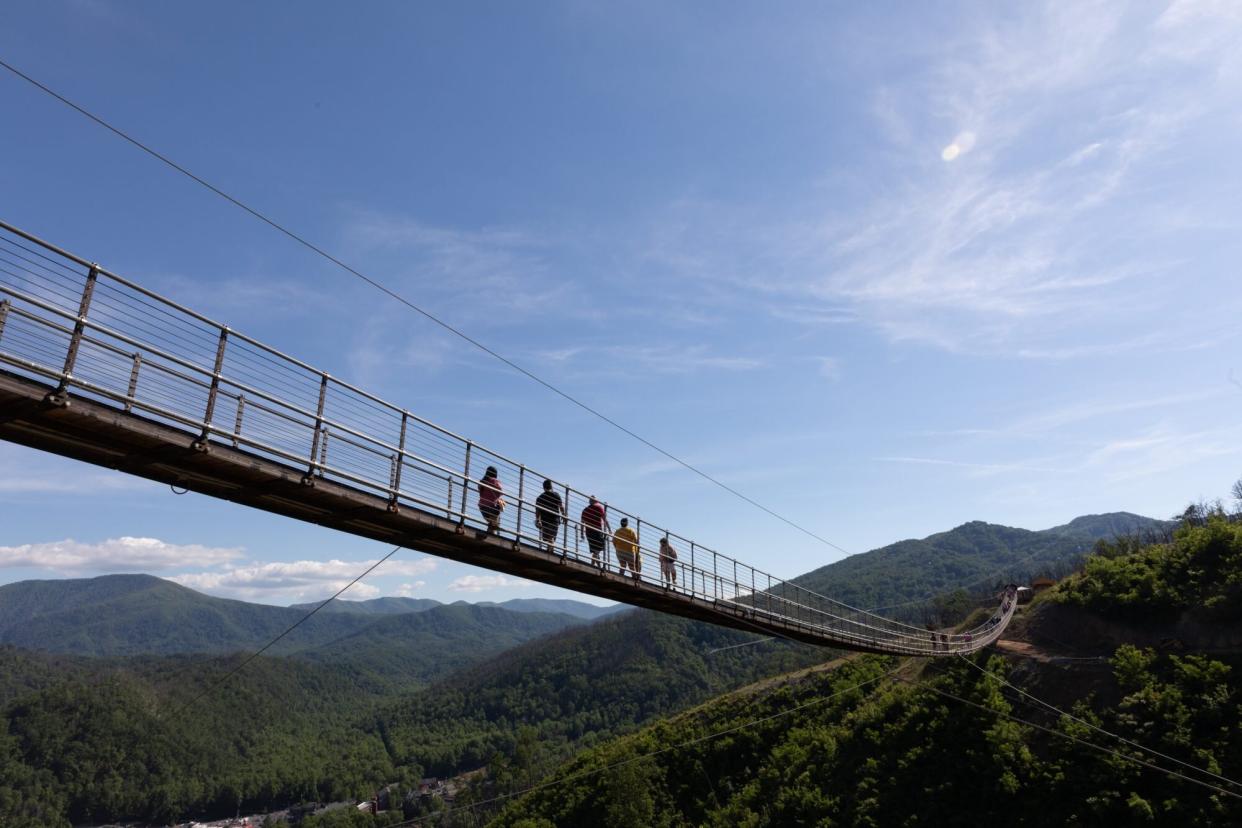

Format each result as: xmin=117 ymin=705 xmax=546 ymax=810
xmin=477 ymin=466 xmax=504 ymax=537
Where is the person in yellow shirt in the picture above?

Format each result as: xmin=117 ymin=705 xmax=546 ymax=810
xmin=612 ymin=517 xmax=640 ymax=579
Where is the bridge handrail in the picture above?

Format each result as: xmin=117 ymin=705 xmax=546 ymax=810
xmin=0 ymin=219 xmax=1023 ymax=654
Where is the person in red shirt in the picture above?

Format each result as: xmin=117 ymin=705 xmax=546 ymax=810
xmin=579 ymin=495 xmax=611 ymax=568
xmin=477 ymin=466 xmax=504 ymax=537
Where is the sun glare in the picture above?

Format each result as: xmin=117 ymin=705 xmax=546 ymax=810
xmin=941 ymin=130 xmax=976 ymax=161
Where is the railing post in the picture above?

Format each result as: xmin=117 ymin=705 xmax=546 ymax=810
xmin=515 ymin=465 xmax=526 ymax=545
xmin=389 ymin=412 xmax=408 ymax=512
xmin=193 ymin=327 xmax=230 ymax=451
xmin=562 ymin=484 xmax=571 ymax=559
xmin=713 ymin=551 xmax=718 ymax=600
xmin=47 ymin=263 xmax=98 ymax=406
xmin=123 ymin=352 xmax=142 ymax=413
xmin=318 ymin=428 xmax=329 ymax=475
xmin=446 ymin=474 xmax=454 ymax=519
xmin=690 ymin=542 xmax=696 ymax=597
xmin=0 ymin=299 xmax=9 ymax=344
xmin=636 ymin=518 xmax=643 ymax=582
xmin=457 ymin=441 xmax=473 ymax=527
xmin=232 ymin=394 xmax=245 ymax=448
xmin=305 ymin=372 xmax=329 ymax=485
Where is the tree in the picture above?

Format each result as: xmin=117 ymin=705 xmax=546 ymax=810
xmin=599 ymin=756 xmax=659 ymax=828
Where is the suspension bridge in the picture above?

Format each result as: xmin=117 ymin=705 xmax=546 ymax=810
xmin=0 ymin=219 xmax=1019 ymax=656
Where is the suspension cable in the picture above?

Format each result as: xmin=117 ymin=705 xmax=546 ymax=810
xmin=957 ymin=653 xmax=1242 ymax=790
xmin=0 ymin=55 xmax=851 ymax=560
xmin=903 ymin=676 xmax=1242 ymax=801
xmin=164 ymin=543 xmax=404 ymax=718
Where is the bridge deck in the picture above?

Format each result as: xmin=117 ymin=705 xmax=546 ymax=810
xmin=0 ymin=219 xmax=1018 ymax=655
xmin=0 ymin=368 xmax=849 ymax=646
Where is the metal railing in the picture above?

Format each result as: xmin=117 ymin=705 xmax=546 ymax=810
xmin=0 ymin=219 xmax=1018 ymax=655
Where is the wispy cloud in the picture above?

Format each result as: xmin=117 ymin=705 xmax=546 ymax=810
xmin=534 ymin=343 xmax=762 ymax=376
xmin=919 ymin=389 xmax=1232 ymax=441
xmin=447 ymin=574 xmax=534 ymax=593
xmin=633 ymin=2 xmax=1242 ymax=358
xmin=815 ymin=356 xmax=842 ymax=381
xmin=341 ymin=210 xmax=587 ymax=325
xmin=0 ymin=537 xmax=243 ymax=575
xmin=879 ymin=420 xmax=1242 ymax=485
xmin=170 ymin=556 xmax=438 ymax=602
xmin=877 ymin=456 xmax=1068 ymax=476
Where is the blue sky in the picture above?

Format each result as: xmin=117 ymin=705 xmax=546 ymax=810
xmin=2 ymin=0 xmax=1240 ymax=605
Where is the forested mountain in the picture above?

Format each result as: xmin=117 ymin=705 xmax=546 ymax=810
xmin=288 ymin=596 xmax=445 ymax=615
xmin=378 ymin=609 xmax=826 ymax=778
xmin=373 ymin=511 xmax=1161 ymax=779
xmin=0 ymin=647 xmax=401 ymax=826
xmin=494 ymin=513 xmax=1242 ymax=827
xmin=476 ymin=598 xmax=626 ymax=620
xmin=0 ymin=509 xmax=1187 ymax=826
xmin=0 ymin=575 xmax=592 ymax=662
xmin=0 ymin=575 xmax=378 ymax=656
xmin=288 ymin=596 xmax=622 ymax=621
xmin=794 ymin=511 xmax=1169 ymax=615
xmin=295 ymin=604 xmax=595 ymax=691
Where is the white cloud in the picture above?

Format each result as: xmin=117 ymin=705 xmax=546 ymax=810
xmin=170 ymin=557 xmax=438 ymax=603
xmin=397 ymin=581 xmax=427 ymax=596
xmin=0 ymin=537 xmax=243 ymax=574
xmin=447 ymin=574 xmax=534 ymax=593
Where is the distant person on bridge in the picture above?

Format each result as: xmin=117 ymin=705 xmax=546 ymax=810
xmin=535 ymin=479 xmax=565 ymax=553
xmin=613 ymin=517 xmax=640 ymax=579
xmin=477 ymin=466 xmax=505 ymax=537
xmin=580 ymin=496 xmax=610 ymax=568
xmin=659 ymin=536 xmax=678 ymax=586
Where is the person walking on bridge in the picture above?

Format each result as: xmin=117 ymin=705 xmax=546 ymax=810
xmin=477 ymin=466 xmax=505 ymax=538
xmin=535 ymin=479 xmax=565 ymax=554
xmin=659 ymin=535 xmax=678 ymax=587
xmin=580 ymin=496 xmax=610 ymax=569
xmin=613 ymin=517 xmax=640 ymax=579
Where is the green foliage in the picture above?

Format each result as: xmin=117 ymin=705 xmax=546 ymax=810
xmin=0 ymin=651 xmax=399 ymax=825
xmin=379 ymin=610 xmax=826 ymax=779
xmin=1055 ymin=517 xmax=1242 ymax=621
xmin=496 ymin=651 xmax=1242 ymax=827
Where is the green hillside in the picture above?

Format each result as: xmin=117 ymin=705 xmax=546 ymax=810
xmin=378 ymin=610 xmax=825 ymax=779
xmin=493 ymin=515 xmax=1242 ymax=828
xmin=0 ymin=510 xmax=1187 ymax=826
xmin=0 ymin=649 xmax=400 ymax=827
xmin=294 ymin=603 xmax=591 ymax=691
xmin=374 ymin=512 xmax=1161 ymax=778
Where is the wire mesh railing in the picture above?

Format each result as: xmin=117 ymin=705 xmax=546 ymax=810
xmin=0 ymin=219 xmax=1019 ymax=655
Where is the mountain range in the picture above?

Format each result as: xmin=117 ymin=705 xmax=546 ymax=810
xmin=0 ymin=510 xmax=1173 ymax=825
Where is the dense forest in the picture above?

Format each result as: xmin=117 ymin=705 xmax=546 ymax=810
xmin=0 ymin=510 xmax=1214 ymax=826
xmin=492 ymin=509 xmax=1242 ymax=827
